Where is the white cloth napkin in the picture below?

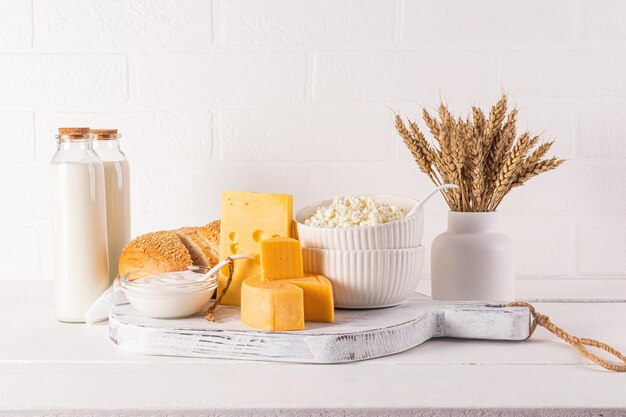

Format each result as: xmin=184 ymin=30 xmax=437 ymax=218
xmin=84 ymin=277 xmax=129 ymax=324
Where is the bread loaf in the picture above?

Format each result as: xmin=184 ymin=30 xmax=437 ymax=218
xmin=118 ymin=221 xmax=221 ymax=279
xmin=118 ymin=231 xmax=193 ymax=278
xmin=174 ymin=224 xmax=219 ymax=267
xmin=197 ymin=220 xmax=220 ymax=265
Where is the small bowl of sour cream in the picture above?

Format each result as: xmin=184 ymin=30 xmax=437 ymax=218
xmin=120 ymin=266 xmax=218 ymax=319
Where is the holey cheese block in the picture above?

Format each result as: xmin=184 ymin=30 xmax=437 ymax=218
xmin=109 ymin=293 xmax=530 ymax=364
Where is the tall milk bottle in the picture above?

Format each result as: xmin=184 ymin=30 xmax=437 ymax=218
xmin=92 ymin=129 xmax=130 ymax=282
xmin=49 ymin=128 xmax=110 ymax=322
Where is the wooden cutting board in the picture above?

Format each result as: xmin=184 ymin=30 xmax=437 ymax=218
xmin=109 ymin=293 xmax=530 ymax=363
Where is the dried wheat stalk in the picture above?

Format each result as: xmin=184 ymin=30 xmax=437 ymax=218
xmin=395 ymin=95 xmax=565 ymax=212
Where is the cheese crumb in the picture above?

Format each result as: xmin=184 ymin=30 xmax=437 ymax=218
xmin=304 ymin=196 xmax=406 ymax=228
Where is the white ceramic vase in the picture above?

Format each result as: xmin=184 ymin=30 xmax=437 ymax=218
xmin=431 ymin=211 xmax=515 ymax=302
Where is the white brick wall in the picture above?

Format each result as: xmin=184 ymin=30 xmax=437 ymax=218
xmin=220 ymin=0 xmax=395 ymax=46
xmin=578 ymin=98 xmax=626 ymax=158
xmin=0 ymin=55 xmax=128 ymax=105
xmin=0 ymin=1 xmax=32 ymax=49
xmin=40 ymin=111 xmax=213 ymax=161
xmin=579 ymin=220 xmax=626 ymax=276
xmin=312 ymin=50 xmax=497 ymax=102
xmin=0 ymin=228 xmax=41 ymax=278
xmin=134 ymin=52 xmax=307 ymax=104
xmin=1 ymin=0 xmax=625 ymax=281
xmin=581 ymin=0 xmax=626 ymax=40
xmin=219 ymin=108 xmax=392 ymax=161
xmin=0 ymin=113 xmax=35 ymax=162
xmin=34 ymin=0 xmax=213 ymax=50
xmin=402 ymin=0 xmax=575 ymax=45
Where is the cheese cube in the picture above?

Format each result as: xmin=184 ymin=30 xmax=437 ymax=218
xmin=285 ymin=275 xmax=334 ymax=323
xmin=240 ymin=277 xmax=304 ymax=332
xmin=261 ymin=237 xmax=304 ymax=281
xmin=218 ymin=191 xmax=293 ymax=306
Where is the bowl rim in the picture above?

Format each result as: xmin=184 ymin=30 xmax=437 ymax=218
xmin=294 ymin=193 xmax=423 ymax=230
xmin=120 ymin=265 xmax=218 ymax=294
xmin=302 ymin=245 xmax=423 ymax=254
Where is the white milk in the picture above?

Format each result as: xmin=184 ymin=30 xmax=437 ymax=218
xmin=49 ymin=161 xmax=110 ymax=323
xmin=93 ymin=132 xmax=130 ymax=282
xmin=102 ymin=160 xmax=130 ymax=281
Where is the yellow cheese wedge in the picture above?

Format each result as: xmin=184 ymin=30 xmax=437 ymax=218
xmin=261 ymin=237 xmax=304 ymax=281
xmin=218 ymin=191 xmax=293 ymax=306
xmin=285 ymin=274 xmax=334 ymax=323
xmin=240 ymin=277 xmax=304 ymax=332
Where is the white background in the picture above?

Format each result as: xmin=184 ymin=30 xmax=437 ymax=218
xmin=0 ymin=0 xmax=625 ymax=282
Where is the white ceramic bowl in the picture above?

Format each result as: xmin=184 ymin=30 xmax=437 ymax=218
xmin=302 ymin=246 xmax=424 ymax=309
xmin=295 ymin=194 xmax=424 ymax=250
xmin=121 ymin=266 xmax=217 ymax=319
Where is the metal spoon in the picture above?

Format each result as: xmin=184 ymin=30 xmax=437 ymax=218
xmin=202 ymin=253 xmax=254 ymax=281
xmin=406 ymin=184 xmax=459 ymax=217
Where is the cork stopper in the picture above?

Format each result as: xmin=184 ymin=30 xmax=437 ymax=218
xmin=91 ymin=129 xmax=120 ymax=140
xmin=57 ymin=127 xmax=92 ymax=140
xmin=58 ymin=127 xmax=90 ymax=135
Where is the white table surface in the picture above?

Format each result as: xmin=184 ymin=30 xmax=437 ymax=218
xmin=3 ymin=279 xmax=626 ymax=417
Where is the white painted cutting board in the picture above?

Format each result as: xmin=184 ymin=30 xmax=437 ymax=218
xmin=109 ymin=293 xmax=530 ymax=363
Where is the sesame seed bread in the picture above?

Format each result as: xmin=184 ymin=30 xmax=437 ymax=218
xmin=118 ymin=231 xmax=193 ymax=279
xmin=197 ymin=220 xmax=220 ymax=266
xmin=118 ymin=220 xmax=221 ymax=280
xmin=174 ymin=226 xmax=213 ymax=268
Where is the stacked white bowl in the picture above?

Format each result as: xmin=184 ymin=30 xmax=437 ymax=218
xmin=295 ymin=195 xmax=424 ymax=309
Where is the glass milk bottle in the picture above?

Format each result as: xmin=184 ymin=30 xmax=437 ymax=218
xmin=49 ymin=128 xmax=110 ymax=323
xmin=92 ymin=129 xmax=131 ymax=282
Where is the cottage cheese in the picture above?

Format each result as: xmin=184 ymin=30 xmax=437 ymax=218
xmin=304 ymin=196 xmax=406 ymax=228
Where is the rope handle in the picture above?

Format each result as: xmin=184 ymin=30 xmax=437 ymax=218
xmin=508 ymin=301 xmax=626 ymax=372
xmin=204 ymin=256 xmax=235 ymax=322
xmin=202 ymin=254 xmax=254 ymax=322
